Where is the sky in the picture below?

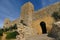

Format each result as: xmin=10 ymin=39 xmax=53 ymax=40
xmin=0 ymin=0 xmax=60 ymax=28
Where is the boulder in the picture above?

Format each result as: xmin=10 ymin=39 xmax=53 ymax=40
xmin=48 ymin=21 xmax=60 ymax=40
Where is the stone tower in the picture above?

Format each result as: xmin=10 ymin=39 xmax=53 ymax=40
xmin=3 ymin=18 xmax=11 ymax=28
xmin=20 ymin=2 xmax=34 ymax=27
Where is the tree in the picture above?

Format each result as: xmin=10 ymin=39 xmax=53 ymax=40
xmin=52 ymin=12 xmax=60 ymax=21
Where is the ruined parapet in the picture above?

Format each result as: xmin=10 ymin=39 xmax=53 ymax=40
xmin=16 ymin=23 xmax=37 ymax=40
xmin=3 ymin=18 xmax=11 ymax=28
xmin=33 ymin=2 xmax=60 ymax=20
xmin=20 ymin=2 xmax=34 ymax=27
xmin=11 ymin=18 xmax=19 ymax=26
xmin=16 ymin=23 xmax=25 ymax=40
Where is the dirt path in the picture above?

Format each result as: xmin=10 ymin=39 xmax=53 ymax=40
xmin=2 ymin=33 xmax=6 ymax=40
xmin=26 ymin=34 xmax=55 ymax=40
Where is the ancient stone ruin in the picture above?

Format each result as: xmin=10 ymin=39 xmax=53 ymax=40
xmin=3 ymin=2 xmax=60 ymax=40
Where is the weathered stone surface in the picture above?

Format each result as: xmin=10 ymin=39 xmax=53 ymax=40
xmin=20 ymin=2 xmax=34 ymax=27
xmin=48 ymin=21 xmax=60 ymax=40
xmin=16 ymin=23 xmax=37 ymax=40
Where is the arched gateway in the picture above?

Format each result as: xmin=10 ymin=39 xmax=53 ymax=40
xmin=40 ymin=21 xmax=47 ymax=34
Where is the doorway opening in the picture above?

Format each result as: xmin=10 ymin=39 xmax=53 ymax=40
xmin=40 ymin=21 xmax=47 ymax=34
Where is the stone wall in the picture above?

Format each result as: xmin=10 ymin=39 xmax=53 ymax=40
xmin=32 ymin=2 xmax=60 ymax=34
xmin=33 ymin=2 xmax=60 ymax=20
xmin=3 ymin=2 xmax=60 ymax=35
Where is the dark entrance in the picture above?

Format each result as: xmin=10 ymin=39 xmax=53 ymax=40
xmin=40 ymin=21 xmax=47 ymax=34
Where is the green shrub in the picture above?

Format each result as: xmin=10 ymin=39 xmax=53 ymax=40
xmin=4 ymin=28 xmax=9 ymax=32
xmin=52 ymin=12 xmax=60 ymax=21
xmin=9 ymin=27 xmax=13 ymax=31
xmin=6 ymin=31 xmax=19 ymax=39
xmin=12 ymin=24 xmax=17 ymax=29
xmin=0 ymin=29 xmax=4 ymax=36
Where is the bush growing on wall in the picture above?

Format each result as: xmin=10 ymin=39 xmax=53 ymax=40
xmin=52 ymin=9 xmax=60 ymax=21
xmin=9 ymin=24 xmax=17 ymax=31
xmin=6 ymin=31 xmax=19 ymax=39
xmin=4 ymin=24 xmax=17 ymax=32
xmin=13 ymin=24 xmax=17 ymax=29
xmin=52 ymin=12 xmax=60 ymax=21
xmin=4 ymin=28 xmax=9 ymax=32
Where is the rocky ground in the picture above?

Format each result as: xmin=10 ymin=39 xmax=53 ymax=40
xmin=26 ymin=34 xmax=55 ymax=40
